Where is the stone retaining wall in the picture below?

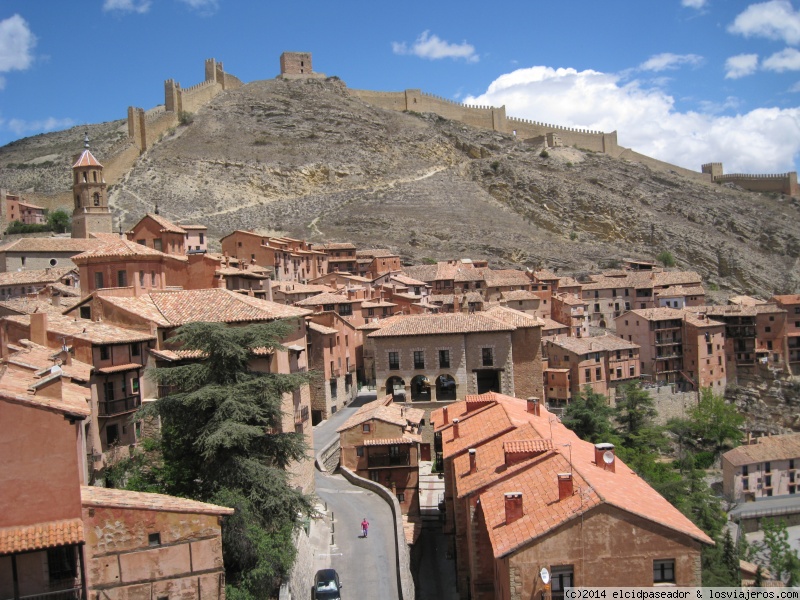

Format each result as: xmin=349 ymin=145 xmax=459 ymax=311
xmin=339 ymin=466 xmax=415 ymax=600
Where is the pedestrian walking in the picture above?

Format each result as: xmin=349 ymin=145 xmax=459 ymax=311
xmin=361 ymin=517 xmax=369 ymax=538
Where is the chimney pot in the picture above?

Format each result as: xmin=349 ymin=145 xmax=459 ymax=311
xmin=594 ymin=443 xmax=616 ymax=473
xmin=468 ymin=448 xmax=477 ymax=474
xmin=558 ymin=473 xmax=574 ymax=500
xmin=452 ymin=418 xmax=460 ymax=439
xmin=527 ymin=396 xmax=541 ymax=416
xmin=504 ymin=492 xmax=523 ymax=524
xmin=443 ymin=406 xmax=449 ymax=424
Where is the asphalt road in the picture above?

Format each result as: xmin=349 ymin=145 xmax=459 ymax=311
xmin=312 ymin=391 xmax=399 ymax=600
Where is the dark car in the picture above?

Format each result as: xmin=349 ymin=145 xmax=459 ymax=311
xmin=314 ymin=568 xmax=343 ymax=600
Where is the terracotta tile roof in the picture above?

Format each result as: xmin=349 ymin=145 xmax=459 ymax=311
xmin=368 ymin=313 xmax=514 ymax=338
xmin=722 ymin=434 xmax=800 ymax=467
xmin=546 ymin=334 xmax=639 ymax=354
xmin=361 ymin=300 xmax=398 ymax=308
xmin=81 ymin=486 xmax=234 ymax=515
xmin=0 ymin=296 xmax=81 ymax=316
xmin=540 ymin=318 xmax=569 ymax=332
xmin=139 ymin=213 xmax=186 ymax=234
xmin=308 ymin=322 xmax=338 ymax=335
xmin=363 ymin=437 xmax=417 ymax=446
xmin=96 ymin=362 xmax=143 ymax=374
xmin=772 ymin=294 xmax=800 ymax=305
xmin=0 ymin=518 xmax=84 ymax=555
xmin=503 ymin=439 xmax=553 ymax=454
xmin=48 ymin=283 xmax=82 ymax=297
xmin=501 ymin=290 xmax=540 ymax=301
xmin=557 ymin=276 xmax=582 ymax=288
xmin=454 ymin=424 xmax=548 ymax=498
xmin=181 ymin=224 xmax=207 ymax=230
xmin=98 ymin=289 xmax=311 ymax=327
xmin=687 ymin=304 xmax=785 ymax=317
xmin=7 ymin=340 xmax=92 ymax=382
xmin=497 ymin=394 xmax=713 ymax=547
xmin=72 ymin=238 xmax=181 ymax=262
xmin=532 ymin=269 xmax=560 ymax=281
xmin=553 ymin=293 xmax=585 ymax=306
xmin=72 ymin=149 xmax=102 ymax=168
xmin=627 ymin=307 xmax=690 ymax=321
xmin=355 ymin=314 xmax=407 ymax=332
xmin=401 ymin=264 xmax=439 ymax=282
xmin=313 ymin=242 xmax=356 ymax=250
xmin=482 ymin=269 xmax=530 ymax=287
xmin=356 ymin=249 xmax=397 ymax=258
xmin=273 ymin=282 xmax=334 ymax=295
xmin=656 ymin=285 xmax=705 ymax=297
xmin=294 ymin=292 xmax=353 ymax=306
xmin=390 ymin=274 xmax=428 ymax=286
xmin=336 ymin=396 xmax=424 ymax=432
xmin=4 ymin=312 xmax=155 ymax=345
xmin=0 ymin=268 xmax=76 ymax=287
xmin=149 ymin=348 xmax=207 ymax=361
xmin=483 ymin=305 xmax=544 ymax=328
xmin=441 ymin=403 xmax=515 ymax=460
xmin=480 ymin=450 xmax=601 ymax=558
xmin=0 ymin=237 xmax=102 ymax=253
xmin=454 ymin=267 xmax=485 ymax=283
xmin=16 ymin=200 xmax=45 ymax=210
xmin=431 ymin=397 xmax=499 ymax=433
xmin=0 ymin=364 xmax=90 ymax=418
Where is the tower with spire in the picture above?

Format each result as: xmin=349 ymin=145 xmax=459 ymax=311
xmin=71 ymin=133 xmax=113 ymax=238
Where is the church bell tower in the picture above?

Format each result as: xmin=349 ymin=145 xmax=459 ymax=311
xmin=71 ymin=133 xmax=113 ymax=238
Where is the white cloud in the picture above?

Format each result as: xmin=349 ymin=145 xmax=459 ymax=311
xmin=725 ymin=53 xmax=759 ymax=78
xmin=392 ymin=31 xmax=478 ymax=62
xmin=4 ymin=117 xmax=75 ymax=138
xmin=103 ymin=0 xmax=151 ymax=14
xmin=0 ymin=14 xmax=36 ymax=72
xmin=728 ymin=0 xmax=800 ymax=45
xmin=682 ymin=0 xmax=707 ymax=8
xmin=464 ymin=65 xmax=800 ymax=173
xmin=639 ymin=53 xmax=703 ymax=72
xmin=763 ymin=47 xmax=800 ymax=71
xmin=176 ymin=0 xmax=219 ymax=15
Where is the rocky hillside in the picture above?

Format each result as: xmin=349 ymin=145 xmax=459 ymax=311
xmin=1 ymin=76 xmax=799 ymax=296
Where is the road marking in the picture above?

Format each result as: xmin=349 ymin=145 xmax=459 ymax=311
xmin=316 ymin=489 xmax=366 ymax=494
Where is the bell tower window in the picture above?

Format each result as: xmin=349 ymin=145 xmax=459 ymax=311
xmin=93 ymin=193 xmax=100 ymax=206
xmin=83 ymin=171 xmax=87 ymax=182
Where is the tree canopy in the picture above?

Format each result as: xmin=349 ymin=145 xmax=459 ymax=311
xmin=117 ymin=319 xmax=314 ymax=598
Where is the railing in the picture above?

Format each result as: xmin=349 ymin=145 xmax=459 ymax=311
xmin=655 ymin=338 xmax=682 ymax=346
xmin=11 ymin=587 xmax=83 ymax=600
xmin=295 ymin=406 xmax=309 ymax=424
xmin=98 ymin=395 xmax=140 ymax=416
xmin=368 ymin=453 xmax=410 ymax=468
xmin=158 ymin=385 xmax=178 ymax=398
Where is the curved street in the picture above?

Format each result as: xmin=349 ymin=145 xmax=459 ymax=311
xmin=312 ymin=392 xmax=400 ymax=600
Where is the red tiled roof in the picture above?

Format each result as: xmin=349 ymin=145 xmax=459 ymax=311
xmin=143 ymin=213 xmax=186 ymax=234
xmin=722 ymin=434 xmax=800 ymax=466
xmin=483 ymin=305 xmax=544 ymax=328
xmin=81 ymin=486 xmax=234 ymax=515
xmin=368 ymin=313 xmax=514 ymax=338
xmin=96 ymin=362 xmax=143 ymax=374
xmin=72 ymin=238 xmax=180 ymax=262
xmin=0 ymin=518 xmax=84 ymax=555
xmin=363 ymin=437 xmax=416 ymax=446
xmin=441 ymin=403 xmax=515 ymax=460
xmin=546 ymin=334 xmax=639 ymax=354
xmin=337 ymin=396 xmax=424 ymax=432
xmin=0 ymin=267 xmax=75 ymax=287
xmin=503 ymin=439 xmax=553 ymax=454
xmin=294 ymin=292 xmax=354 ymax=306
xmin=0 ymin=238 xmax=102 ymax=253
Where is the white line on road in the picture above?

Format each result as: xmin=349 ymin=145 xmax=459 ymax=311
xmin=315 ymin=489 xmax=366 ymax=494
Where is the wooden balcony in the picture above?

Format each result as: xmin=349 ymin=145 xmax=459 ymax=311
xmin=367 ymin=453 xmax=410 ymax=468
xmin=98 ymin=395 xmax=140 ymax=417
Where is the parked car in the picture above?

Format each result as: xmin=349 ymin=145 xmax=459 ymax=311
xmin=314 ymin=569 xmax=343 ymax=600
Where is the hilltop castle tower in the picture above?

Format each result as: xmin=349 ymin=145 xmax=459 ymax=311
xmin=71 ymin=133 xmax=113 ymax=238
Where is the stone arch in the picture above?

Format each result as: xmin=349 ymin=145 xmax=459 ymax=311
xmin=386 ymin=376 xmax=405 ymax=401
xmin=410 ymin=375 xmax=432 ymax=402
xmin=435 ymin=374 xmax=457 ymax=401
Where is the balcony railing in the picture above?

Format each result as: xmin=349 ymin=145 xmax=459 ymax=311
xmin=368 ymin=453 xmax=410 ymax=468
xmin=98 ymin=395 xmax=141 ymax=417
xmin=12 ymin=586 xmax=83 ymax=600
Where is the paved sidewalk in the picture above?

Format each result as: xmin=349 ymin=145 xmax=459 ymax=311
xmin=418 ymin=460 xmax=445 ymax=522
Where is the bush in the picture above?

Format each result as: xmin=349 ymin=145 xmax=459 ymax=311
xmin=178 ymin=111 xmax=194 ymax=126
xmin=569 ymin=231 xmax=578 ymax=241
xmin=657 ymin=250 xmax=676 ymax=267
xmin=539 ymin=150 xmax=549 ymax=158
xmin=6 ymin=220 xmax=52 ymax=235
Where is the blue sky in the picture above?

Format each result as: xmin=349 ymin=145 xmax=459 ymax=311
xmin=1 ymin=0 xmax=800 ymax=174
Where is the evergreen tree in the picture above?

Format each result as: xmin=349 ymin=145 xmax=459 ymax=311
xmin=668 ymin=388 xmax=744 ymax=463
xmin=722 ymin=528 xmax=740 ymax=585
xmin=561 ymin=386 xmax=617 ymax=444
xmin=131 ymin=320 xmax=315 ymax=598
xmin=614 ymin=382 xmax=669 ymax=454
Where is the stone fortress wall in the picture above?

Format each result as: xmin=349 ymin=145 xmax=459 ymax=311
xmin=702 ymin=162 xmax=798 ymax=197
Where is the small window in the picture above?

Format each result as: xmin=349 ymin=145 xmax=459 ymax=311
xmin=148 ymin=533 xmax=161 ymax=546
xmin=653 ymin=559 xmax=675 ymax=583
xmin=414 ymin=351 xmax=425 ymax=370
xmin=132 ymin=378 xmax=140 ymax=393
xmin=362 ymin=423 xmax=371 ymax=433
xmin=397 ymin=492 xmax=405 ymax=502
xmin=765 ymin=462 xmax=771 ymax=473
xmin=439 ymin=349 xmax=450 ymax=368
xmin=481 ymin=347 xmax=493 ymax=367
xmin=356 ymin=446 xmax=364 ymax=457
xmin=742 ymin=465 xmax=749 ymax=476
xmin=47 ymin=546 xmax=77 ymax=582
xmin=49 ymin=258 xmax=58 ymax=267
xmin=388 ymin=352 xmax=400 ymax=370
xmin=117 ymin=270 xmax=127 ymax=287
xmin=765 ymin=326 xmax=771 ymax=333
xmin=80 ymin=306 xmax=91 ymax=320
xmin=585 ymin=368 xmax=591 ymax=381
xmin=95 ymin=272 xmax=104 ymax=289
xmin=131 ymin=343 xmax=140 ymax=356
xmin=100 ymin=346 xmax=110 ymax=361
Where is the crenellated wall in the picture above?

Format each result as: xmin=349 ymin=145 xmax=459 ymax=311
xmin=702 ymin=162 xmax=798 ymax=196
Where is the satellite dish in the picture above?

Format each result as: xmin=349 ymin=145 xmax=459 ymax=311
xmin=603 ymin=451 xmax=615 ymax=464
xmin=540 ymin=568 xmax=550 ymax=584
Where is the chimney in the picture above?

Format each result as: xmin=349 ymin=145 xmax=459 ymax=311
xmin=52 ymin=294 xmax=61 ymax=307
xmin=30 ymin=312 xmax=48 ymax=347
xmin=558 ymin=473 xmax=574 ymax=500
xmin=443 ymin=406 xmax=449 ymax=425
xmin=468 ymin=448 xmax=477 ymax=474
xmin=594 ymin=443 xmax=616 ymax=473
xmin=527 ymin=397 xmax=541 ymax=416
xmin=504 ymin=492 xmax=523 ymax=525
xmin=452 ymin=418 xmax=460 ymax=439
